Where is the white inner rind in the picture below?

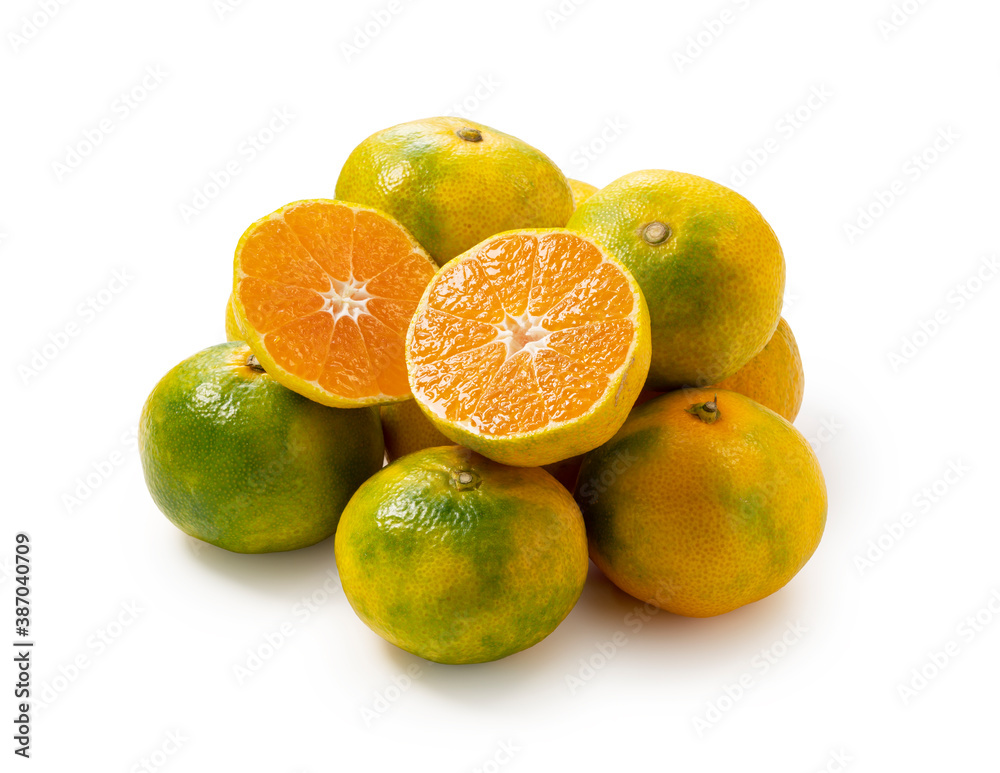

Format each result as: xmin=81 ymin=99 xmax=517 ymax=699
xmin=493 ymin=311 xmax=551 ymax=358
xmin=321 ymin=275 xmax=374 ymax=322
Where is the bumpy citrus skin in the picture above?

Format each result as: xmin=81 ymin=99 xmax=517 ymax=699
xmin=380 ymin=399 xmax=581 ymax=488
xmin=568 ymin=170 xmax=785 ymax=390
xmin=336 ymin=117 xmax=574 ymax=266
xmin=224 ymin=294 xmax=243 ymax=341
xmin=380 ymin=399 xmax=452 ymax=462
xmin=634 ymin=319 xmax=805 ymax=422
xmin=576 ymin=388 xmax=826 ymax=617
xmin=715 ymin=317 xmax=804 ymax=422
xmin=139 ymin=342 xmax=384 ymax=553
xmin=568 ymin=179 xmax=599 ymax=209
xmin=336 ymin=446 xmax=589 ymax=664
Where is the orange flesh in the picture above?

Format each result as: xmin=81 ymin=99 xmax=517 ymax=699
xmin=409 ymin=233 xmax=637 ymax=436
xmin=235 ymin=202 xmax=436 ymax=400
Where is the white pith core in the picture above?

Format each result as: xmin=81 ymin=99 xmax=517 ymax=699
xmin=321 ymin=275 xmax=373 ymax=322
xmin=493 ymin=311 xmax=551 ymax=358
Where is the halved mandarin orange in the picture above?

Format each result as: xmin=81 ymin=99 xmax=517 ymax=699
xmin=232 ymin=200 xmax=438 ymax=407
xmin=406 ymin=229 xmax=650 ymax=467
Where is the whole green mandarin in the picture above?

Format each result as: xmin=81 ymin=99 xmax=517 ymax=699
xmin=139 ymin=342 xmax=384 ymax=553
xmin=336 ymin=117 xmax=574 ymax=266
xmin=335 ymin=446 xmax=589 ymax=664
xmin=576 ymin=388 xmax=826 ymax=617
xmin=568 ymin=170 xmax=785 ymax=390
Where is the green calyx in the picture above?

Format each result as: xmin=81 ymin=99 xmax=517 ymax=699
xmin=685 ymin=395 xmax=720 ymax=424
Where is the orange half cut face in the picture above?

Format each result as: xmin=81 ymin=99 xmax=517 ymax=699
xmin=406 ymin=229 xmax=651 ymax=467
xmin=233 ymin=199 xmax=438 ymax=407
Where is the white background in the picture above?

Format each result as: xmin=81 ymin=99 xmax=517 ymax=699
xmin=4 ymin=0 xmax=999 ymax=770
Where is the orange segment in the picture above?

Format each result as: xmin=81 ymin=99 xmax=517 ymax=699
xmin=262 ymin=312 xmax=334 ymax=382
xmin=352 ymin=209 xmax=417 ymax=281
xmin=406 ymin=228 xmax=651 ymax=466
xmin=527 ymin=232 xmax=604 ymax=315
xmin=357 ymin=315 xmax=408 ymax=396
xmin=409 ymin=309 xmax=499 ymax=361
xmin=367 ymin=252 xmax=445 ymax=300
xmin=476 ymin=233 xmax=536 ymax=316
xmin=533 ymin=348 xmax=609 ymax=422
xmin=317 ymin=318 xmax=378 ymax=399
xmin=283 ymin=200 xmax=354 ymax=282
xmin=410 ymin=342 xmax=508 ymax=422
xmin=426 ymin=259 xmax=504 ymax=324
xmin=238 ymin=218 xmax=330 ymax=291
xmin=234 ymin=200 xmax=438 ymax=407
xmin=238 ymin=277 xmax=324 ymax=335
xmin=542 ymin=262 xmax=634 ymax=330
xmin=547 ymin=319 xmax=633 ymax=373
xmin=366 ymin=298 xmax=419 ymax=337
xmin=473 ymin=352 xmax=549 ymax=435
